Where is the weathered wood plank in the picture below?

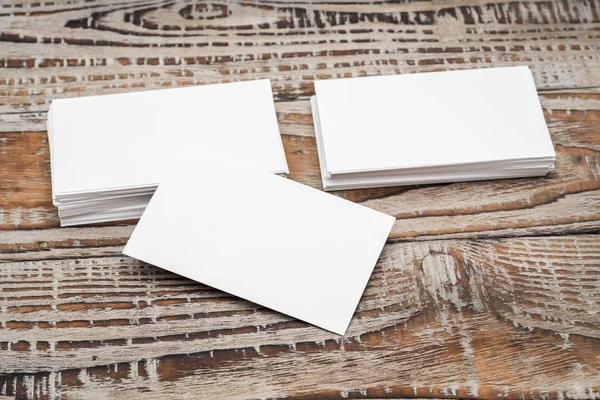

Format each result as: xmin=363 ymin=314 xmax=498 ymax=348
xmin=2 ymin=90 xmax=599 ymax=241
xmin=1 ymin=1 xmax=600 ymax=399
xmin=0 ymin=0 xmax=599 ymax=115
xmin=0 ymin=235 xmax=598 ymax=399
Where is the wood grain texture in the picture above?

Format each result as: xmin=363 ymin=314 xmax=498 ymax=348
xmin=0 ymin=0 xmax=599 ymax=112
xmin=1 ymin=0 xmax=600 ymax=399
xmin=1 ymin=236 xmax=599 ymax=399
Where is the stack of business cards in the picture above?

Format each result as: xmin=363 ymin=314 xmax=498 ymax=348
xmin=311 ymin=66 xmax=556 ymax=191
xmin=124 ymin=149 xmax=395 ymax=335
xmin=48 ymin=80 xmax=288 ymax=226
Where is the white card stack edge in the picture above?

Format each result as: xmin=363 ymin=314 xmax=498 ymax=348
xmin=47 ymin=80 xmax=288 ymax=226
xmin=311 ymin=66 xmax=556 ymax=191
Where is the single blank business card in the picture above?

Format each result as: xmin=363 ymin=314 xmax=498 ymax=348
xmin=123 ymin=152 xmax=395 ymax=335
xmin=51 ymin=79 xmax=288 ymax=195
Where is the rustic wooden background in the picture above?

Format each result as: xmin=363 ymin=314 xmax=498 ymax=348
xmin=1 ymin=0 xmax=600 ymax=399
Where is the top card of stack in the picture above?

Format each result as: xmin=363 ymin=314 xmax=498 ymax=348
xmin=48 ymin=80 xmax=288 ymax=226
xmin=311 ymin=66 xmax=555 ymax=191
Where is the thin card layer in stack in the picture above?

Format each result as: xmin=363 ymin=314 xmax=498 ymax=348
xmin=48 ymin=80 xmax=288 ymax=226
xmin=311 ymin=66 xmax=556 ymax=191
xmin=123 ymin=150 xmax=395 ymax=335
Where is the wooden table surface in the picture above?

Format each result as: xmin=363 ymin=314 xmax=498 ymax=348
xmin=1 ymin=0 xmax=600 ymax=399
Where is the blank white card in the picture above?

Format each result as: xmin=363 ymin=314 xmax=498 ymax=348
xmin=314 ymin=66 xmax=555 ymax=174
xmin=124 ymin=153 xmax=395 ymax=335
xmin=50 ymin=79 xmax=288 ymax=196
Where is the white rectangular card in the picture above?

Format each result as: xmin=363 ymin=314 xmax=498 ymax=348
xmin=313 ymin=66 xmax=555 ymax=175
xmin=50 ymin=79 xmax=288 ymax=196
xmin=123 ymin=152 xmax=395 ymax=335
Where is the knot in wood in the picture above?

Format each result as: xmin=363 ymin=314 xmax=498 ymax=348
xmin=420 ymin=252 xmax=470 ymax=309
